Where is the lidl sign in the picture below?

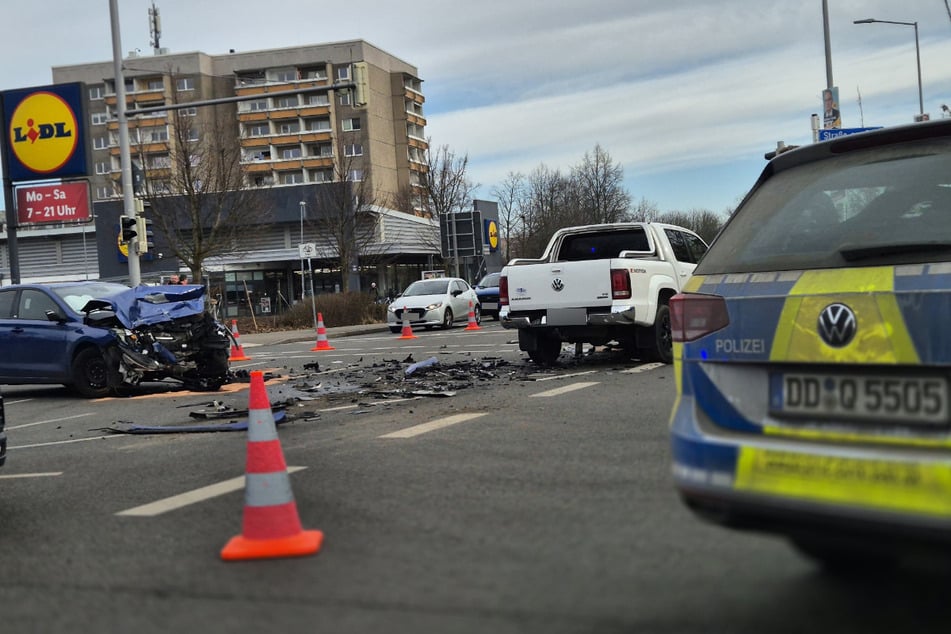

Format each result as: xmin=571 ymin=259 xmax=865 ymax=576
xmin=2 ymin=82 xmax=87 ymax=181
xmin=484 ymin=219 xmax=499 ymax=253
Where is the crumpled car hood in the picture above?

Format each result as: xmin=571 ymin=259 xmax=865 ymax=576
xmin=83 ymin=284 xmax=208 ymax=329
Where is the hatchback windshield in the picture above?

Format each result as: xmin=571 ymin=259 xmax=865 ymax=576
xmin=403 ymin=280 xmax=450 ymax=296
xmin=697 ymin=137 xmax=951 ymax=274
xmin=50 ymin=282 xmax=130 ymax=313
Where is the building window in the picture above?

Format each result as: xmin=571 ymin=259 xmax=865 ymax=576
xmin=245 ymin=99 xmax=269 ymax=112
xmin=407 ymin=123 xmax=425 ymax=139
xmin=247 ymin=123 xmax=269 ymax=137
xmin=143 ymin=127 xmax=169 ymax=143
xmin=338 ymin=91 xmax=351 ymax=106
xmin=95 ymin=161 xmax=110 ymax=175
xmin=145 ymin=77 xmax=164 ymax=91
xmin=270 ymin=68 xmax=298 ymax=82
xmin=308 ymin=143 xmax=333 ymax=157
xmin=336 ymin=65 xmax=351 ymax=81
xmin=280 ymin=146 xmax=302 ymax=159
xmin=342 ymin=117 xmax=361 ymax=131
xmin=307 ymin=94 xmax=329 ymax=106
xmin=181 ymin=107 xmax=198 ymax=117
xmin=313 ymin=169 xmax=333 ymax=183
xmin=275 ymin=96 xmax=298 ymax=109
xmin=304 ymin=68 xmax=328 ymax=80
xmin=278 ymin=121 xmax=300 ymax=134
xmin=147 ymin=153 xmax=170 ymax=169
xmin=176 ymin=77 xmax=195 ymax=91
xmin=89 ymin=85 xmax=104 ymax=100
xmin=186 ymin=127 xmax=199 ymax=141
xmin=281 ymin=171 xmax=304 ymax=184
xmin=91 ymin=112 xmax=109 ymax=125
xmin=348 ymin=169 xmax=364 ymax=182
xmin=305 ymin=118 xmax=330 ymax=132
xmin=93 ymin=136 xmax=109 ymax=150
xmin=344 ymin=144 xmax=363 ymax=157
xmin=95 ymin=185 xmax=114 ymax=199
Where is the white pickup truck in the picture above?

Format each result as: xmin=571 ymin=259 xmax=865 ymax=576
xmin=500 ymin=222 xmax=708 ymax=364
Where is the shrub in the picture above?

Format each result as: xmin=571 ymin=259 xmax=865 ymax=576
xmin=233 ymin=292 xmax=386 ymax=333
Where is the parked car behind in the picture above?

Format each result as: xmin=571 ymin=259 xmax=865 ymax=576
xmin=0 ymin=281 xmax=232 ymax=397
xmin=669 ymin=119 xmax=951 ymax=569
xmin=473 ymin=272 xmax=501 ymax=320
xmin=387 ymin=277 xmax=480 ymax=332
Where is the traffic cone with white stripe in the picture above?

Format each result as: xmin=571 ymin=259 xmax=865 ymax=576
xmin=221 ymin=370 xmax=323 ymax=561
xmin=311 ymin=312 xmax=335 ymax=351
xmin=397 ymin=306 xmax=417 ymax=339
xmin=464 ymin=300 xmax=481 ymax=331
xmin=228 ymin=320 xmax=251 ymax=361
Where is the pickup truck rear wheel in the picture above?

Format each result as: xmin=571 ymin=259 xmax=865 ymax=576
xmin=528 ymin=336 xmax=562 ymax=365
xmin=648 ymin=304 xmax=674 ymax=364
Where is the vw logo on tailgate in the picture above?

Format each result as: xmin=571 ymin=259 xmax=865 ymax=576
xmin=817 ymin=303 xmax=857 ymax=347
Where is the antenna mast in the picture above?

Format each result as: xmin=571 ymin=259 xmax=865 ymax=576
xmin=148 ymin=2 xmax=162 ymax=54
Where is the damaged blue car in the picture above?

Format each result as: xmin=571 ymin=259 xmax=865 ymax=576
xmin=0 ymin=281 xmax=232 ymax=397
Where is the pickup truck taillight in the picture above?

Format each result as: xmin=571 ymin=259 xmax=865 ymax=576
xmin=610 ymin=269 xmax=631 ymax=300
xmin=669 ymin=293 xmax=730 ymax=342
xmin=499 ymin=275 xmax=509 ymax=306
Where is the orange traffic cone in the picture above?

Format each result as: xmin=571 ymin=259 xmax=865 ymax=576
xmin=311 ymin=312 xmax=336 ymax=351
xmin=228 ymin=320 xmax=251 ymax=361
xmin=221 ymin=370 xmax=324 ymax=561
xmin=464 ymin=300 xmax=481 ymax=331
xmin=397 ymin=306 xmax=417 ymax=339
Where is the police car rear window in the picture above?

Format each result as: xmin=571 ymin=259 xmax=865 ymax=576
xmin=697 ymin=138 xmax=951 ymax=274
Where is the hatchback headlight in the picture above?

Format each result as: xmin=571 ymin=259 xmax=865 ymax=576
xmin=425 ymin=302 xmax=443 ymax=311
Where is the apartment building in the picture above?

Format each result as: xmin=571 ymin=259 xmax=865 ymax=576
xmin=0 ymin=40 xmax=438 ymax=315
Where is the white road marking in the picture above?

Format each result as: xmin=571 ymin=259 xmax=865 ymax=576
xmin=530 ymin=382 xmax=600 ymax=398
xmin=379 ymin=412 xmax=487 ymax=439
xmin=11 ymin=435 xmax=128 ymax=449
xmin=533 ymin=370 xmax=598 ymax=382
xmin=6 ymin=412 xmax=95 ymax=431
xmin=318 ymin=397 xmax=419 ymax=413
xmin=4 ymin=398 xmax=34 ymax=405
xmin=621 ymin=362 xmax=665 ymax=374
xmin=0 ymin=472 xmax=63 ymax=479
xmin=116 ymin=466 xmax=307 ymax=517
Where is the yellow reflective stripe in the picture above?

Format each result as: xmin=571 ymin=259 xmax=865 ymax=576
xmin=735 ymin=446 xmax=951 ymax=517
xmin=769 ymin=268 xmax=919 ymax=364
xmin=683 ymin=275 xmax=704 ymax=293
xmin=788 ymin=267 xmax=894 ymax=295
xmin=763 ymin=424 xmax=951 ymax=448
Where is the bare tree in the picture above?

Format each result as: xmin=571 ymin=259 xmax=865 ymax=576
xmin=630 ymin=197 xmax=661 ymax=222
xmin=140 ymin=96 xmax=269 ymax=284
xmin=304 ymin=153 xmax=386 ymax=292
xmin=424 ymin=143 xmax=477 ymax=276
xmin=571 ymin=145 xmax=632 ymax=224
xmin=490 ymin=171 xmax=526 ymax=263
xmin=658 ymin=208 xmax=726 ymax=243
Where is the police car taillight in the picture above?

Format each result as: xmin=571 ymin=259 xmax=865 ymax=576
xmin=669 ymin=293 xmax=729 ymax=342
xmin=499 ymin=275 xmax=509 ymax=307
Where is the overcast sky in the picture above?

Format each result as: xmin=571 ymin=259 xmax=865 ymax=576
xmin=2 ymin=0 xmax=950 ymax=215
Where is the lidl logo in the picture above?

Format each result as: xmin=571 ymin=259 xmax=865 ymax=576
xmin=485 ymin=219 xmax=499 ymax=252
xmin=2 ymin=82 xmax=87 ymax=181
xmin=9 ymin=92 xmax=78 ymax=174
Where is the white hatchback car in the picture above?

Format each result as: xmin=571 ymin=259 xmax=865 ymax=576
xmin=387 ymin=277 xmax=480 ymax=332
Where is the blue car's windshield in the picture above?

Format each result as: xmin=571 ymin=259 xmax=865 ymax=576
xmin=50 ymin=282 xmax=130 ymax=313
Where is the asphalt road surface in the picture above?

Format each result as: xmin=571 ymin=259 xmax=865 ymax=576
xmin=1 ymin=322 xmax=949 ymax=633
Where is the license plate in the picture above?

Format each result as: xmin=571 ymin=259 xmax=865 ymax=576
xmin=769 ymin=372 xmax=950 ymax=426
xmin=481 ymin=301 xmax=498 ymax=311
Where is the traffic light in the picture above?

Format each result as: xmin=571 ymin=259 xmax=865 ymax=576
xmin=120 ymin=216 xmax=137 ymax=244
xmin=353 ymin=62 xmax=368 ymax=107
xmin=135 ymin=215 xmax=153 ymax=255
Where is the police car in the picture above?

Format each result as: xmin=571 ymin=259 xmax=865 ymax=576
xmin=669 ymin=119 xmax=951 ymax=568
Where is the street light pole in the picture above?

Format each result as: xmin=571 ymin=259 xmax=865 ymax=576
xmin=854 ymin=18 xmax=925 ymax=118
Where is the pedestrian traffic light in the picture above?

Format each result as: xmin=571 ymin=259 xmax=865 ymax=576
xmin=135 ymin=215 xmax=153 ymax=255
xmin=353 ymin=62 xmax=368 ymax=107
xmin=120 ymin=216 xmax=137 ymax=244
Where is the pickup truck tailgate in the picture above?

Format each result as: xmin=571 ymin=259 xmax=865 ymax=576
xmin=507 ymin=260 xmax=613 ymax=311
